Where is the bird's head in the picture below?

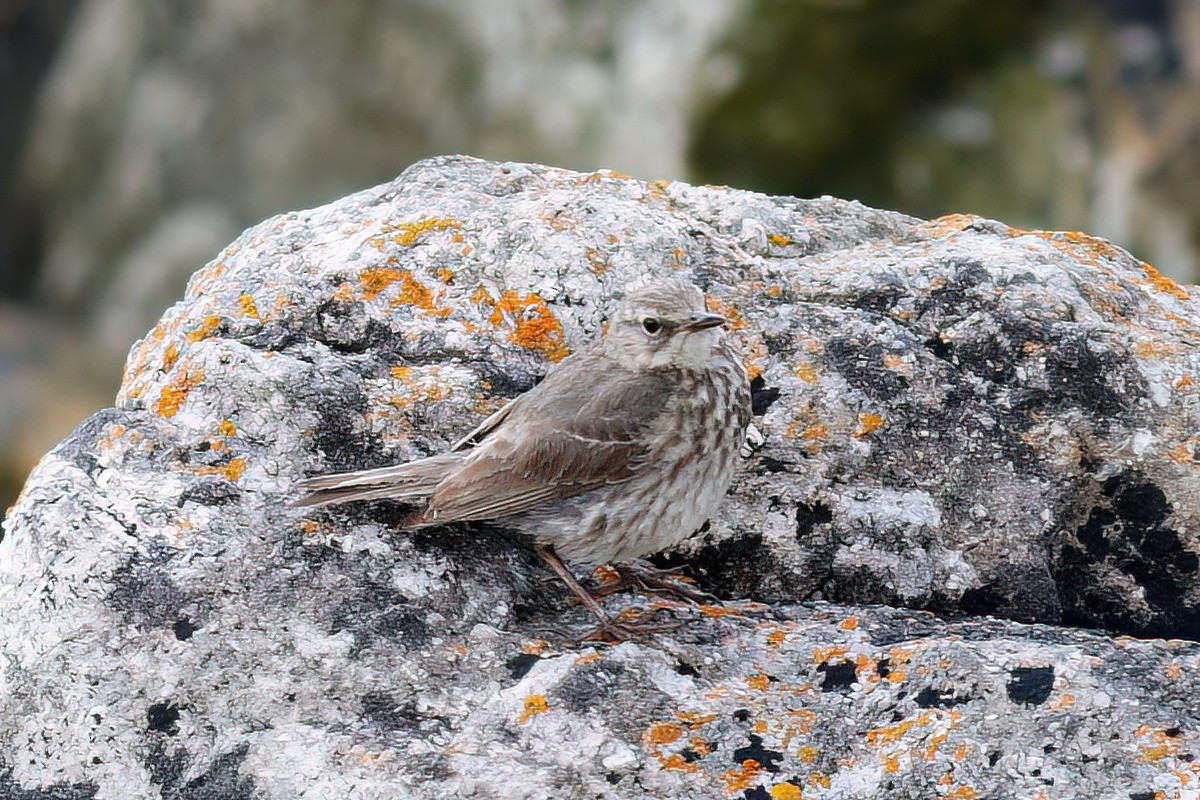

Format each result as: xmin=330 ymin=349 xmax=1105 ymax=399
xmin=603 ymin=275 xmax=730 ymax=371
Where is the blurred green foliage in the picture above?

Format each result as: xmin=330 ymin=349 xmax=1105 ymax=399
xmin=690 ymin=0 xmax=1048 ymax=216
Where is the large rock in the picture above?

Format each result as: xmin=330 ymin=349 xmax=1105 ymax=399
xmin=2 ymin=156 xmax=1199 ymax=797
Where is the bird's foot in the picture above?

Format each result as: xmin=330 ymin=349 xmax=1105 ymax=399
xmin=576 ymin=607 xmax=685 ymax=643
xmin=592 ymin=560 xmax=714 ymax=604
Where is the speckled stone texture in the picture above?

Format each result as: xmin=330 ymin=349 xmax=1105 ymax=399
xmin=2 ymin=156 xmax=1199 ymax=798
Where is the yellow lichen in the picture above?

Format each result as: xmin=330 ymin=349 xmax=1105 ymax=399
xmin=238 ymin=294 xmax=260 ymax=318
xmin=222 ymin=458 xmax=247 ymax=482
xmin=218 ymin=419 xmax=237 ymax=438
xmin=768 ymin=234 xmax=791 ymax=247
xmin=187 ymin=315 xmax=223 ymax=342
xmin=518 ymin=694 xmax=549 ymax=724
xmin=854 ymin=413 xmax=884 ymax=438
xmin=770 ymin=782 xmax=803 ymax=800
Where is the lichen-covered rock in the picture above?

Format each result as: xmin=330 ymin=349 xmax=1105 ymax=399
xmin=2 ymin=156 xmax=1199 ymax=798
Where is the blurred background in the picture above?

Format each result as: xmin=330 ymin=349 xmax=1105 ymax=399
xmin=3 ymin=0 xmax=1200 ymax=519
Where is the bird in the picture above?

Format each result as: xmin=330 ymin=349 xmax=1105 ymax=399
xmin=292 ymin=275 xmax=752 ymax=639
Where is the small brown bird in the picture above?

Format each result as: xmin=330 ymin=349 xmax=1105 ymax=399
xmin=293 ymin=275 xmax=751 ymax=638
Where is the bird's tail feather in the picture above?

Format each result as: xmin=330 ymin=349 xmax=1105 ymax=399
xmin=290 ymin=452 xmax=464 ymax=508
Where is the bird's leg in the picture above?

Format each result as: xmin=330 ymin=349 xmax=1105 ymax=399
xmin=595 ymin=559 xmax=715 ymax=604
xmin=537 ymin=546 xmax=677 ymax=642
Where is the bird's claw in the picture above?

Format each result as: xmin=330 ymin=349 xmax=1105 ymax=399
xmin=592 ymin=561 xmax=715 ymax=604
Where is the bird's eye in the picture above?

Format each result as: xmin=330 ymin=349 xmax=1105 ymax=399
xmin=642 ymin=317 xmax=661 ymax=334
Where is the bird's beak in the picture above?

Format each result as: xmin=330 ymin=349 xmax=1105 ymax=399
xmin=678 ymin=313 xmax=728 ymax=333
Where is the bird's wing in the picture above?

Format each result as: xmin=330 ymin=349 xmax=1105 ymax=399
xmin=420 ymin=351 xmax=674 ymax=523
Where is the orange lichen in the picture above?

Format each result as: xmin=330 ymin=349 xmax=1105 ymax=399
xmin=924 ymin=731 xmax=950 ymax=759
xmin=770 ymin=782 xmax=803 ymax=800
xmin=578 ymin=169 xmax=633 ymax=185
xmin=156 ymin=366 xmax=205 ymax=417
xmin=807 ymin=772 xmax=831 ymax=789
xmin=841 ymin=616 xmax=860 ymax=630
xmin=1046 ymin=693 xmax=1075 ymax=709
xmin=1015 ymin=227 xmax=1127 ymax=266
xmin=518 ymin=694 xmax=549 ymax=723
xmin=795 ymin=363 xmax=819 ymax=384
xmin=187 ymin=315 xmax=223 ymax=342
xmin=747 ymin=673 xmax=771 ymax=691
xmin=768 ymin=234 xmax=791 ymax=247
xmin=386 ymin=217 xmax=462 ymax=247
xmin=698 ymin=604 xmax=740 ymax=618
xmin=389 ymin=270 xmax=453 ymax=317
xmin=645 ymin=179 xmax=672 ymax=200
xmin=584 ymin=246 xmax=609 ymax=274
xmin=796 ymin=745 xmax=818 ymax=764
xmin=1178 ymin=375 xmax=1195 ymax=389
xmin=222 ymin=458 xmax=247 ymax=482
xmin=802 ymin=424 xmax=828 ymax=441
xmin=436 ymin=267 xmax=456 ymax=284
xmin=218 ymin=419 xmax=237 ymax=438
xmin=722 ymin=759 xmax=765 ymax=793
xmin=767 ymin=630 xmax=787 ymax=648
xmin=813 ymin=646 xmax=848 ymax=663
xmin=1135 ymin=341 xmax=1173 ymax=358
xmin=658 ymin=753 xmax=700 ymax=773
xmin=866 ymin=712 xmax=934 ymax=746
xmin=238 ymin=294 xmax=260 ymax=318
xmin=360 ymin=267 xmax=405 ymax=301
xmin=947 ymin=788 xmax=978 ymax=800
xmin=488 ymin=290 xmax=570 ymax=362
xmin=521 ymin=639 xmax=549 ymax=655
xmin=162 ymin=342 xmax=180 ymax=372
xmin=645 ymin=722 xmax=683 ymax=746
xmin=1142 ymin=263 xmax=1189 ymax=300
xmin=884 ymin=754 xmax=901 ymax=774
xmin=922 ymin=214 xmax=980 ymax=237
xmin=677 ymin=711 xmax=718 ymax=727
xmin=1167 ymin=444 xmax=1194 ymax=465
xmin=705 ymin=297 xmax=748 ymax=331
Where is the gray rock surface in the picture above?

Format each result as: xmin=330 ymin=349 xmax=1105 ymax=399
xmin=2 ymin=156 xmax=1200 ymax=798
